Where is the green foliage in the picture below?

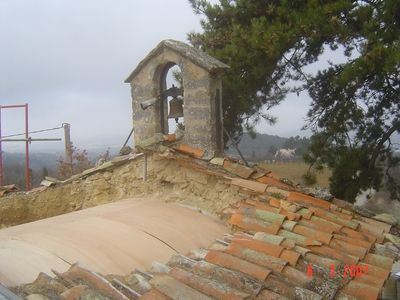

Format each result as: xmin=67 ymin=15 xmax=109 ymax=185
xmin=270 ymin=192 xmax=284 ymax=200
xmin=188 ymin=0 xmax=355 ymax=139
xmin=304 ymin=1 xmax=400 ymax=201
xmin=302 ymin=171 xmax=317 ymax=186
xmin=189 ymin=0 xmax=400 ymax=201
xmin=283 ymin=135 xmax=310 ymax=156
xmin=268 ymin=145 xmax=278 ymax=156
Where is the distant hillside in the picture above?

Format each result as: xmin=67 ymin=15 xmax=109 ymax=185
xmin=2 ymin=148 xmax=117 ymax=189
xmin=226 ymin=133 xmax=288 ymax=161
xmin=2 ymin=152 xmax=59 ymax=188
xmin=1 ymin=133 xmax=304 ymax=188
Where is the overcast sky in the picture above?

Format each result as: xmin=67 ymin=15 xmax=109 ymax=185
xmin=0 ymin=0 xmax=311 ymax=153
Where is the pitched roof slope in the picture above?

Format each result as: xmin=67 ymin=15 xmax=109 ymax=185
xmin=124 ymin=39 xmax=229 ymax=83
xmin=10 ymin=144 xmax=400 ymax=299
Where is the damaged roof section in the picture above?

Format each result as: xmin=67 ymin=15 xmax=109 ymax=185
xmin=10 ymin=141 xmax=400 ymax=300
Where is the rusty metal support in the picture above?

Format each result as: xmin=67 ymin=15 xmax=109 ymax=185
xmin=0 ymin=104 xmax=63 ymax=190
xmin=24 ymin=103 xmax=30 ymax=191
xmin=63 ymin=123 xmax=73 ymax=175
xmin=0 ymin=104 xmax=30 ymax=190
xmin=0 ymin=108 xmax=2 ymax=187
xmin=143 ymin=153 xmax=148 ymax=181
xmin=0 ymin=138 xmax=61 ymax=142
xmin=223 ymin=126 xmax=249 ymax=167
xmin=120 ymin=127 xmax=134 ymax=153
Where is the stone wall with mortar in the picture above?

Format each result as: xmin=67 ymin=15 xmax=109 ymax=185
xmin=129 ymin=48 xmax=224 ymax=157
xmin=0 ymin=154 xmax=245 ymax=228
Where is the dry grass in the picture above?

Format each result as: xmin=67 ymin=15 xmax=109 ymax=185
xmin=258 ymin=161 xmax=331 ymax=189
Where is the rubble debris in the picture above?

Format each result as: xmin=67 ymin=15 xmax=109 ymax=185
xmin=163 ymin=134 xmax=176 ymax=142
xmin=230 ymin=178 xmax=268 ymax=193
xmin=173 ymin=144 xmax=205 ymax=158
xmin=0 ymin=184 xmax=17 ymax=197
xmin=210 ymin=157 xmax=224 ymax=166
xmin=119 ymin=145 xmax=133 ymax=156
xmin=373 ymin=213 xmax=398 ymax=226
xmin=40 ymin=180 xmax=56 ymax=188
xmin=223 ymin=159 xmax=255 ymax=179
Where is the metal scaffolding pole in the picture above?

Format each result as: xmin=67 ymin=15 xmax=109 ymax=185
xmin=24 ymin=103 xmax=30 ymax=191
xmin=0 ymin=108 xmax=3 ymax=187
xmin=0 ymin=104 xmax=63 ymax=191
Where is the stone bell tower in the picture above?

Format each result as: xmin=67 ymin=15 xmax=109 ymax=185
xmin=125 ymin=39 xmax=229 ymax=157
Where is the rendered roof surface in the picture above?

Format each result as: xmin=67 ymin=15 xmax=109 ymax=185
xmin=3 ymin=143 xmax=399 ymax=299
xmin=0 ymin=198 xmax=227 ymax=287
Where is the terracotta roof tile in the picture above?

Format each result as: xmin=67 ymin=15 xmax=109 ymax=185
xmin=292 ymin=224 xmax=333 ymax=245
xmin=310 ymin=215 xmax=344 ymax=232
xmin=282 ymin=220 xmax=297 ymax=231
xmin=298 ymin=219 xmax=337 ymax=235
xmin=150 ymin=275 xmax=212 ymax=300
xmin=281 ymin=265 xmax=313 ymax=287
xmin=256 ymin=176 xmax=293 ymax=191
xmin=239 ymin=206 xmax=286 ymax=225
xmin=229 ymin=213 xmax=281 ymax=234
xmin=230 ymin=178 xmax=268 ymax=193
xmin=360 ymin=216 xmax=392 ymax=233
xmin=329 ymin=238 xmax=368 ymax=259
xmin=278 ymin=229 xmax=323 ymax=247
xmin=173 ymin=144 xmax=205 ymax=158
xmin=58 ymin=264 xmax=130 ymax=300
xmin=358 ymin=263 xmax=391 ymax=280
xmin=140 ymin=288 xmax=171 ymax=300
xmin=253 ymin=232 xmax=286 ymax=246
xmin=353 ymin=273 xmax=386 ymax=290
xmin=297 ymin=207 xmax=315 ymax=219
xmin=287 ymin=192 xmax=331 ymax=210
xmin=243 ymin=199 xmax=279 ymax=213
xmin=340 ymin=226 xmax=377 ymax=244
xmin=223 ymin=160 xmax=255 ymax=179
xmin=192 ymin=260 xmax=263 ymax=296
xmin=268 ymin=197 xmax=282 ymax=209
xmin=357 ymin=221 xmax=386 ymax=242
xmin=167 ymin=254 xmax=264 ymax=296
xmin=333 ymin=233 xmax=373 ymax=251
xmin=280 ymin=249 xmax=301 ymax=266
xmin=205 ymin=250 xmax=271 ymax=281
xmin=303 ymin=252 xmax=341 ymax=269
xmin=256 ymin=288 xmax=289 ymax=299
xmin=307 ymin=245 xmax=359 ymax=265
xmin=364 ymin=253 xmax=394 ymax=271
xmin=327 ymin=208 xmax=354 ymax=221
xmin=278 ymin=208 xmax=301 ymax=221
xmin=263 ymin=275 xmax=298 ymax=299
xmin=169 ymin=267 xmax=249 ymax=300
xmin=225 ymin=242 xmax=287 ymax=273
xmin=341 ymin=281 xmax=381 ymax=300
xmin=309 ymin=207 xmax=360 ymax=229
xmin=60 ymin=285 xmax=88 ymax=300
xmin=231 ymin=237 xmax=285 ymax=258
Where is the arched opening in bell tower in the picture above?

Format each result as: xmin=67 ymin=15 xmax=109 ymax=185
xmin=159 ymin=63 xmax=184 ymax=135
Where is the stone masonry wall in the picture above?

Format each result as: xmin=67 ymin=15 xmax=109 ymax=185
xmin=0 ymin=154 xmax=245 ymax=228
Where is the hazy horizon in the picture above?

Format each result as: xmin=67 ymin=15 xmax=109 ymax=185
xmin=3 ymin=1 xmax=397 ymax=155
xmin=0 ymin=0 xmax=316 ymax=154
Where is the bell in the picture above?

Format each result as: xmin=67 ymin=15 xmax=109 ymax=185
xmin=168 ymin=96 xmax=184 ymax=119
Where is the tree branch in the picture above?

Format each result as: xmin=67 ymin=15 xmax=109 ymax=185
xmin=368 ymin=120 xmax=400 ymax=170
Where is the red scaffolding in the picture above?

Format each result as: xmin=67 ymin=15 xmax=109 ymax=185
xmin=0 ymin=104 xmax=30 ymax=190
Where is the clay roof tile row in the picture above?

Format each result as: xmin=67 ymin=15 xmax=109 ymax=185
xmin=11 ymin=147 xmax=399 ymax=300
